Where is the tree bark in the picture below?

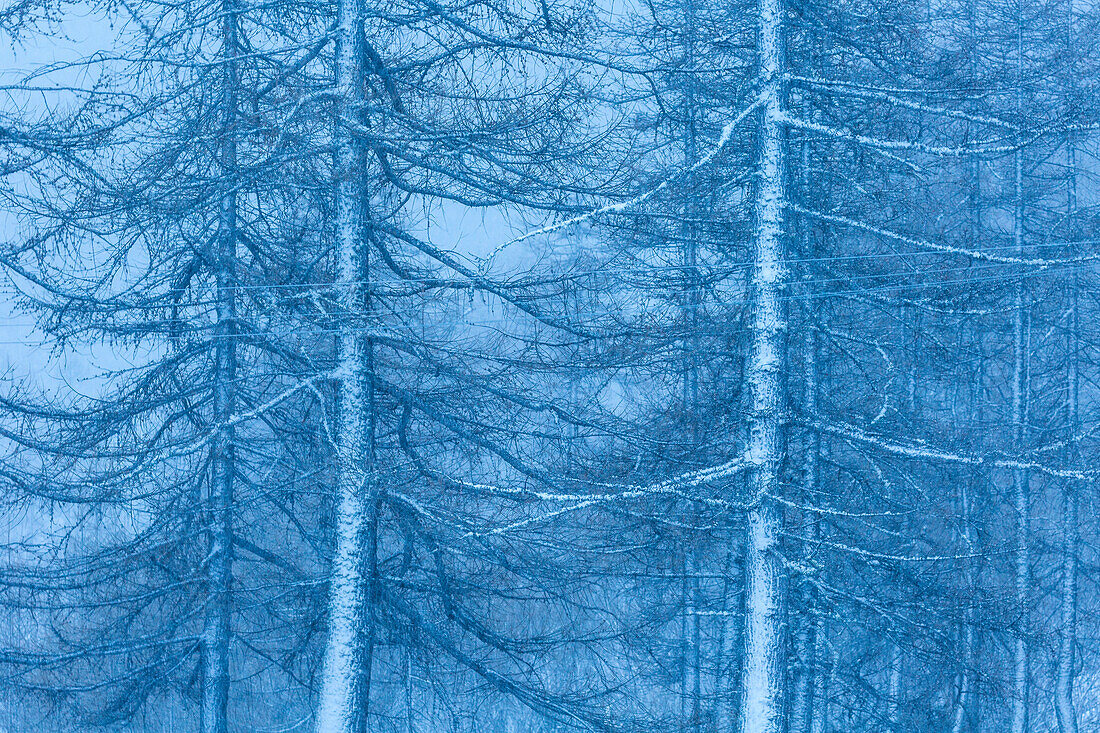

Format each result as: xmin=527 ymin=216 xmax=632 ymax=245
xmin=1055 ymin=469 xmax=1079 ymax=733
xmin=1009 ymin=54 xmax=1030 ymax=731
xmin=1054 ymin=128 xmax=1080 ymax=733
xmin=715 ymin=546 xmax=740 ymax=733
xmin=886 ymin=643 xmax=902 ymax=733
xmin=201 ymin=1 xmax=240 ymax=730
xmin=810 ymin=635 xmax=832 ymax=733
xmin=789 ymin=139 xmax=819 ymax=733
xmin=788 ymin=327 xmax=819 ymax=733
xmin=315 ymin=0 xmax=380 ymax=729
xmin=951 ymin=29 xmax=981 ymax=723
xmin=735 ymin=0 xmax=787 ymax=729
xmin=950 ymin=476 xmax=977 ymax=733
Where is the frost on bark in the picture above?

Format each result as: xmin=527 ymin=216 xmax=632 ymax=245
xmin=201 ymin=1 xmax=240 ymax=730
xmin=735 ymin=0 xmax=787 ymax=728
xmin=1009 ymin=110 xmax=1030 ymax=733
xmin=886 ymin=643 xmax=902 ymax=733
xmin=315 ymin=0 xmax=380 ymax=729
xmin=951 ymin=24 xmax=981 ymax=722
xmin=1055 ymin=463 xmax=1080 ymax=733
xmin=787 ymin=334 xmax=819 ymax=733
xmin=789 ymin=140 xmax=820 ymax=733
xmin=1055 ymin=133 xmax=1080 ymax=733
xmin=950 ymin=473 xmax=977 ymax=733
xmin=715 ymin=547 xmax=741 ymax=733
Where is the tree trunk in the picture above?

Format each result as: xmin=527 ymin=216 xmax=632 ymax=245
xmin=952 ymin=34 xmax=981 ymax=723
xmin=950 ymin=475 xmax=976 ymax=733
xmin=887 ymin=643 xmax=902 ymax=733
xmin=315 ymin=0 xmax=379 ymax=729
xmin=788 ymin=364 xmax=819 ymax=733
xmin=1054 ymin=129 xmax=1079 ymax=733
xmin=789 ymin=174 xmax=820 ymax=733
xmin=810 ymin=636 xmax=833 ymax=733
xmin=1055 ymin=476 xmax=1079 ymax=733
xmin=201 ymin=1 xmax=240 ymax=730
xmin=1009 ymin=57 xmax=1030 ymax=731
xmin=691 ymin=551 xmax=703 ymax=733
xmin=715 ymin=546 xmax=740 ymax=733
xmin=735 ymin=0 xmax=787 ymax=728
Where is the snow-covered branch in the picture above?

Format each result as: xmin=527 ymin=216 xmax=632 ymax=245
xmin=479 ymin=95 xmax=764 ymax=270
xmin=806 ymin=417 xmax=1097 ymax=481
xmin=789 ymin=202 xmax=1098 ymax=267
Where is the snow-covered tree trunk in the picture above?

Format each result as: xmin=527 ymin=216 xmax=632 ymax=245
xmin=951 ymin=38 xmax=981 ymax=726
xmin=951 ymin=458 xmax=978 ymax=733
xmin=1055 ymin=382 xmax=1080 ymax=733
xmin=715 ymin=547 xmax=741 ymax=733
xmin=315 ymin=0 xmax=379 ymax=728
xmin=810 ymin=637 xmax=834 ymax=733
xmin=1054 ymin=134 xmax=1080 ymax=733
xmin=789 ymin=139 xmax=819 ymax=733
xmin=681 ymin=10 xmax=703 ymax=724
xmin=1009 ymin=81 xmax=1031 ymax=733
xmin=887 ymin=644 xmax=902 ymax=732
xmin=735 ymin=0 xmax=787 ymax=728
xmin=950 ymin=615 xmax=975 ymax=733
xmin=201 ymin=2 xmax=240 ymax=730
xmin=788 ymin=326 xmax=819 ymax=733
xmin=689 ymin=551 xmax=703 ymax=732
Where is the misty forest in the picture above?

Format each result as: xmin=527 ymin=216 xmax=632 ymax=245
xmin=0 ymin=0 xmax=1099 ymax=730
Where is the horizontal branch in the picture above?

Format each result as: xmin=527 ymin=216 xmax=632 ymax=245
xmin=479 ymin=95 xmax=764 ymax=269
xmin=789 ymin=203 xmax=1098 ymax=267
xmin=782 ymin=114 xmax=1032 ymax=157
xmin=805 ymin=416 xmax=1095 ymax=481
xmin=789 ymin=75 xmax=1021 ymax=131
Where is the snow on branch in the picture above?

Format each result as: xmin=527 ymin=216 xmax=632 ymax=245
xmin=492 ymin=457 xmax=742 ymax=534
xmin=788 ymin=75 xmax=1021 ymax=131
xmin=479 ymin=95 xmax=764 ymax=270
xmin=781 ymin=114 xmax=1035 ymax=157
xmin=806 ymin=417 xmax=1096 ymax=481
xmin=390 ymin=457 xmax=745 ymax=539
xmin=788 ymin=202 xmax=1099 ymax=267
xmin=401 ymin=447 xmax=745 ymax=538
xmin=423 ymin=456 xmax=746 ymax=509
xmin=463 ymin=459 xmax=745 ymax=538
xmin=1 ymin=371 xmax=334 ymax=505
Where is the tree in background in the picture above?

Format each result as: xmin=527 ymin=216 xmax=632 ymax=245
xmin=0 ymin=0 xmax=1097 ymax=731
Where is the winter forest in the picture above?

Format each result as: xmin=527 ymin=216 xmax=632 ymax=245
xmin=1 ymin=0 xmax=1100 ymax=729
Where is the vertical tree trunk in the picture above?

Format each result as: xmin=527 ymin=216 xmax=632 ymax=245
xmin=315 ymin=0 xmax=379 ymax=729
xmin=1055 ymin=436 xmax=1079 ymax=733
xmin=715 ymin=546 xmax=740 ymax=733
xmin=883 ymin=304 xmax=920 ymax=733
xmin=1054 ymin=127 xmax=1079 ymax=733
xmin=950 ymin=615 xmax=975 ymax=733
xmin=404 ymin=646 xmax=415 ymax=733
xmin=201 ymin=1 xmax=240 ymax=730
xmin=886 ymin=644 xmax=902 ymax=733
xmin=950 ymin=465 xmax=977 ymax=733
xmin=1009 ymin=53 xmax=1030 ymax=731
xmin=691 ymin=551 xmax=703 ymax=733
xmin=952 ymin=20 xmax=981 ymax=721
xmin=681 ymin=550 xmax=690 ymax=731
xmin=735 ymin=0 xmax=787 ymax=728
xmin=810 ymin=637 xmax=833 ymax=733
xmin=788 ymin=328 xmax=819 ymax=733
xmin=1055 ymin=474 xmax=1079 ymax=733
xmin=789 ymin=138 xmax=819 ymax=733
xmin=680 ymin=5 xmax=704 ymax=725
